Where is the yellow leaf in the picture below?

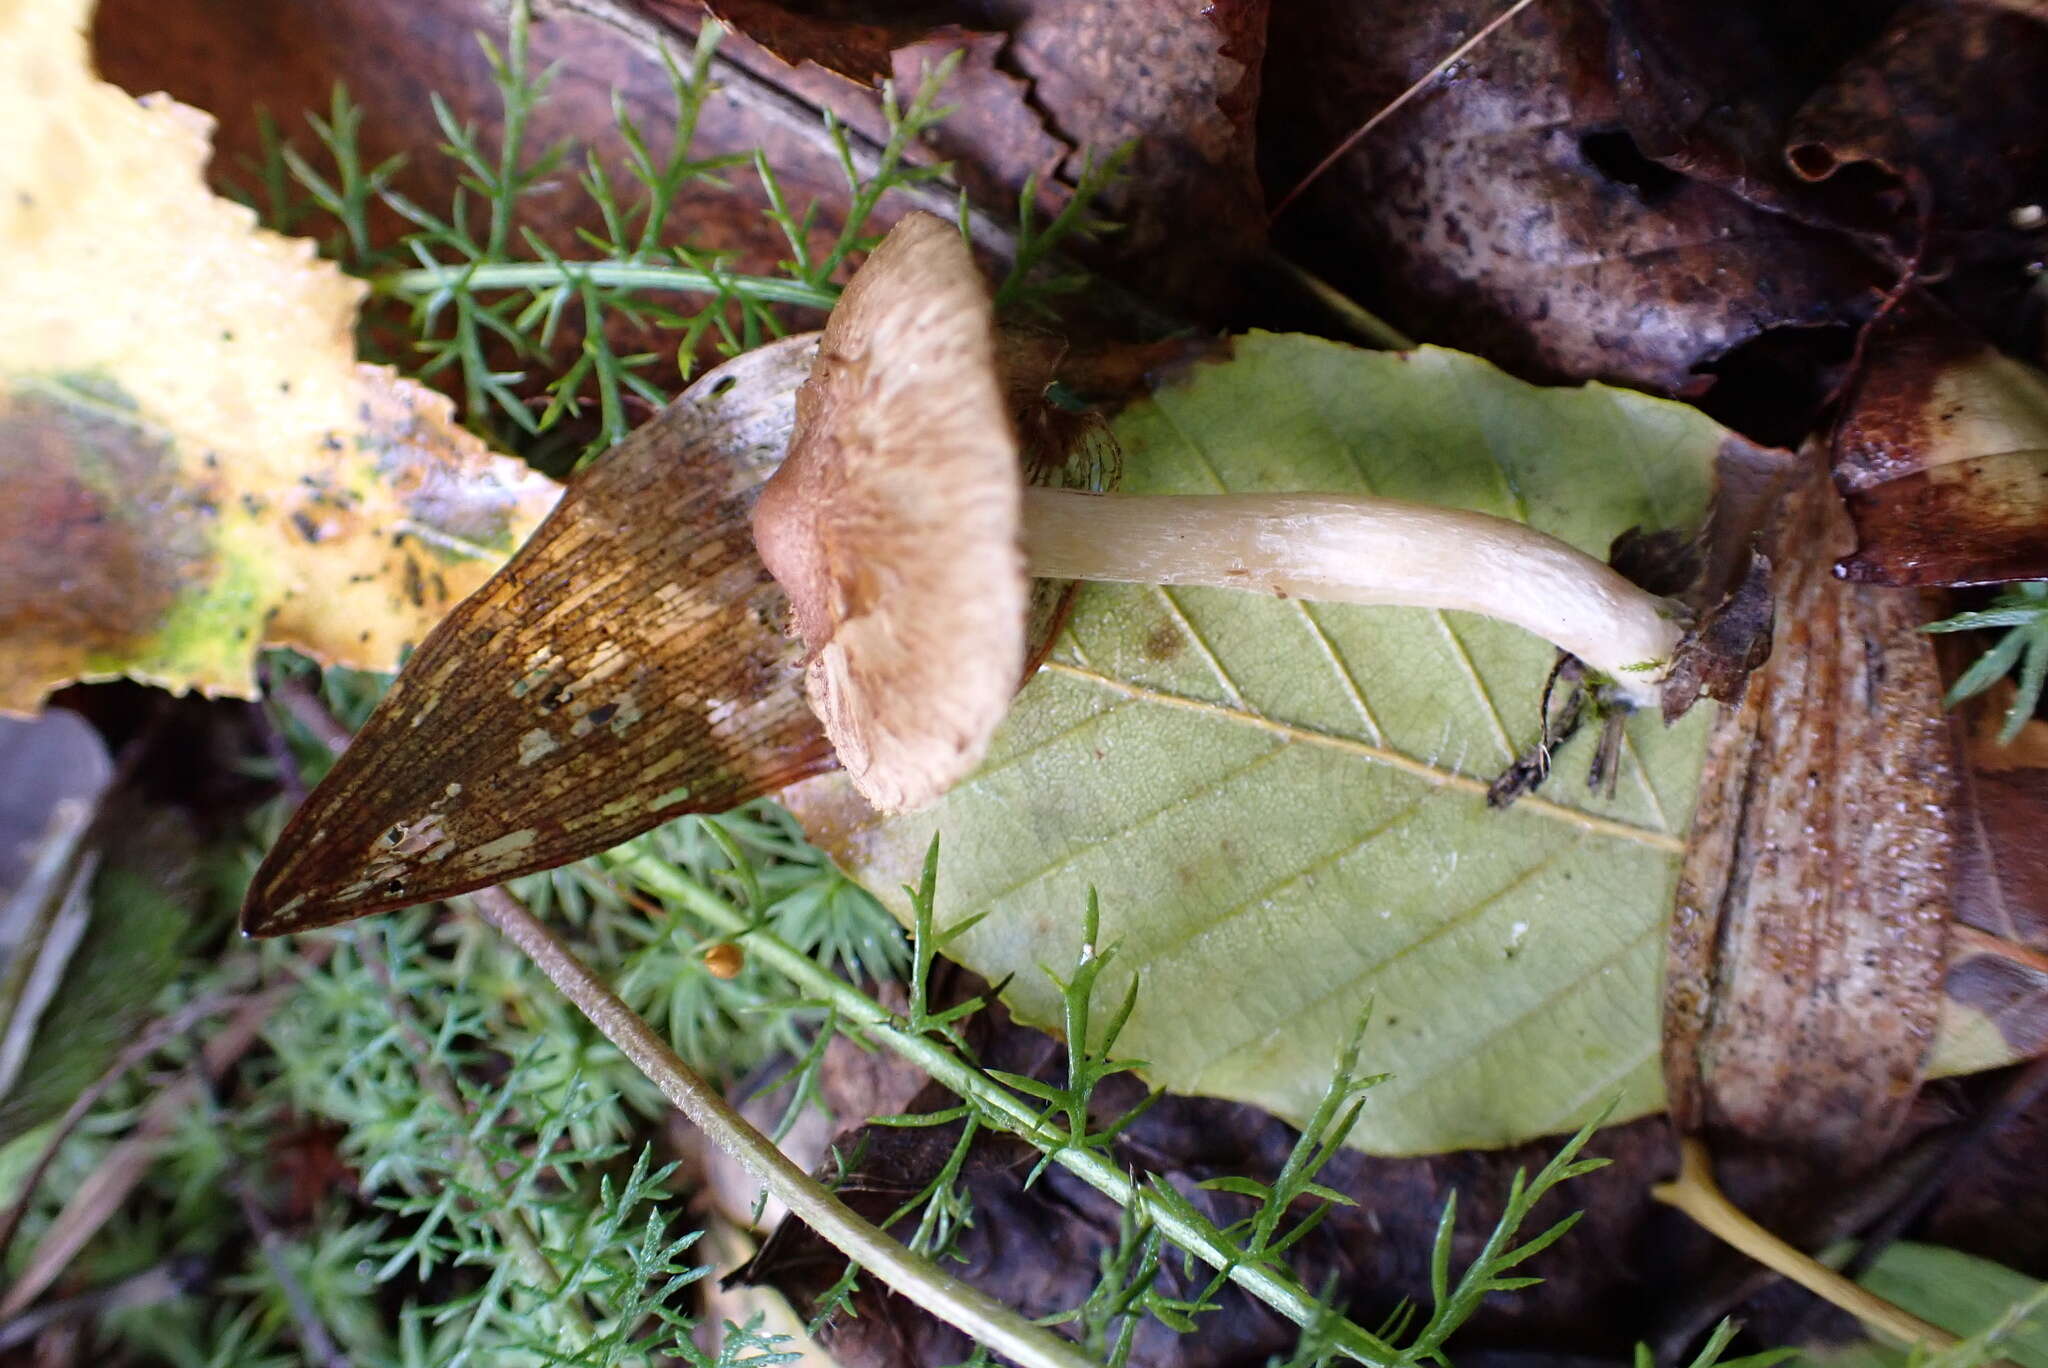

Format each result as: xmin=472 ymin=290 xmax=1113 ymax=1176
xmin=0 ymin=0 xmax=559 ymax=713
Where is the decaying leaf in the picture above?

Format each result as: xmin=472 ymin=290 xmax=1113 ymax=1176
xmin=1936 ymin=686 xmax=2048 ymax=1063
xmin=983 ymin=0 xmax=1271 ymax=306
xmin=623 ymin=0 xmax=1269 ymax=312
xmin=0 ymin=0 xmax=558 ymax=714
xmin=695 ymin=0 xmax=929 ymax=83
xmin=1607 ymin=0 xmax=1891 ymax=226
xmin=1609 ymin=0 xmax=2048 ymax=359
xmin=1832 ymin=297 xmax=2048 ymax=587
xmin=615 ymin=0 xmax=1071 ymax=226
xmin=1663 ymin=461 xmax=1955 ymax=1168
xmin=241 ymin=339 xmax=828 ymax=936
xmin=1786 ymin=1 xmax=2048 ymax=233
xmin=1259 ymin=0 xmax=1876 ymax=395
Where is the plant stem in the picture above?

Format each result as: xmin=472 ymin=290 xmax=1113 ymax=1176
xmin=465 ymin=885 xmax=1097 ymax=1368
xmin=617 ymin=855 xmax=1405 ymax=1367
xmin=1263 ymin=252 xmax=1416 ymax=350
xmin=375 ymin=261 xmax=838 ymax=310
xmin=353 ymin=929 xmax=598 ymax=1350
xmin=1652 ymin=1136 xmax=1959 ymax=1352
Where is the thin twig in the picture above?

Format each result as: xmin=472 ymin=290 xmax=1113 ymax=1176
xmin=351 ymin=928 xmax=599 ymax=1349
xmin=465 ymin=884 xmax=1097 ymax=1368
xmin=1264 ymin=252 xmax=1417 ymax=349
xmin=0 ymin=978 xmax=255 ymax=1269
xmin=1268 ymin=0 xmax=1541 ymax=223
xmin=234 ymin=1183 xmax=353 ymax=1368
xmin=1651 ymin=1136 xmax=1961 ymax=1352
xmin=0 ymin=962 xmax=322 ymax=1318
xmin=267 ymin=673 xmax=354 ymax=758
xmin=618 ymin=854 xmax=1405 ymax=1365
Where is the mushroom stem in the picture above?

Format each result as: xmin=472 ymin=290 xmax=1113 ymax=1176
xmin=1020 ymin=487 xmax=1681 ymax=706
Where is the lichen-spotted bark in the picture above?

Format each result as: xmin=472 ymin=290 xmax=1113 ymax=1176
xmin=242 ymin=341 xmax=831 ymax=935
xmin=1663 ymin=463 xmax=1955 ymax=1168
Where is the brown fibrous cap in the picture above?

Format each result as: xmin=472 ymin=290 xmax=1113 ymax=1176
xmin=750 ymin=212 xmax=1028 ymax=814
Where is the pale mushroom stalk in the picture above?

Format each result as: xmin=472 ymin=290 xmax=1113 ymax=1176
xmin=751 ymin=209 xmax=1694 ymax=814
xmin=1019 ymin=487 xmax=1681 ymax=706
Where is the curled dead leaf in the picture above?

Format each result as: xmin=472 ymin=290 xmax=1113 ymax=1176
xmin=1785 ymin=0 xmax=2048 ymax=253
xmin=1832 ymin=296 xmax=2048 ymax=587
xmin=1260 ymin=0 xmax=1877 ymax=394
xmin=1664 ymin=460 xmax=1956 ymax=1168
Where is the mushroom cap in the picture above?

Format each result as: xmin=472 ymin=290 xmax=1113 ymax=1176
xmin=751 ymin=211 xmax=1027 ymax=813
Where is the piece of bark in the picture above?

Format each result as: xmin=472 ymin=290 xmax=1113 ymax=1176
xmin=241 ymin=341 xmax=829 ymax=936
xmin=1664 ymin=459 xmax=1956 ymax=1168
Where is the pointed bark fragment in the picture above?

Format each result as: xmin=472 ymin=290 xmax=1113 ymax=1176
xmin=243 ymin=340 xmax=830 ymax=936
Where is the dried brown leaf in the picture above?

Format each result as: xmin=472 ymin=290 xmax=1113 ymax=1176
xmin=1663 ymin=462 xmax=1956 ymax=1167
xmin=1608 ymin=0 xmax=1903 ymax=230
xmin=1831 ymin=296 xmax=2048 ymax=587
xmin=989 ymin=0 xmax=1271 ymax=305
xmin=1260 ymin=0 xmax=1878 ymax=393
xmin=634 ymin=0 xmax=1268 ymax=311
xmin=697 ymin=0 xmax=933 ymax=82
xmin=1785 ymin=1 xmax=2048 ymax=253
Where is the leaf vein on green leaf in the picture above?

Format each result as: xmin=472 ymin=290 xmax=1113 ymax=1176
xmin=1037 ymin=661 xmax=1685 ymax=853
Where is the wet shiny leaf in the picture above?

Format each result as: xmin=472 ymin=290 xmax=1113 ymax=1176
xmin=1832 ymin=298 xmax=2048 ymax=587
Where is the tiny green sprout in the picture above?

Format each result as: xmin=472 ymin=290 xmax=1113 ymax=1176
xmin=1924 ymin=581 xmax=2048 ymax=745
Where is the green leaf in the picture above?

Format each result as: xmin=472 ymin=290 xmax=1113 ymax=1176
xmin=1799 ymin=1243 xmax=2048 ymax=1368
xmin=796 ymin=333 xmax=1729 ymax=1155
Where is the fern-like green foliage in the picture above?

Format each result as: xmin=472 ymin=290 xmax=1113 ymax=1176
xmin=243 ymin=2 xmax=1117 ymax=473
xmin=1924 ymin=581 xmax=2048 ymax=745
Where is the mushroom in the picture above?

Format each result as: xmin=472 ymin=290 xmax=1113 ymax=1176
xmin=752 ymin=212 xmax=1686 ymax=813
